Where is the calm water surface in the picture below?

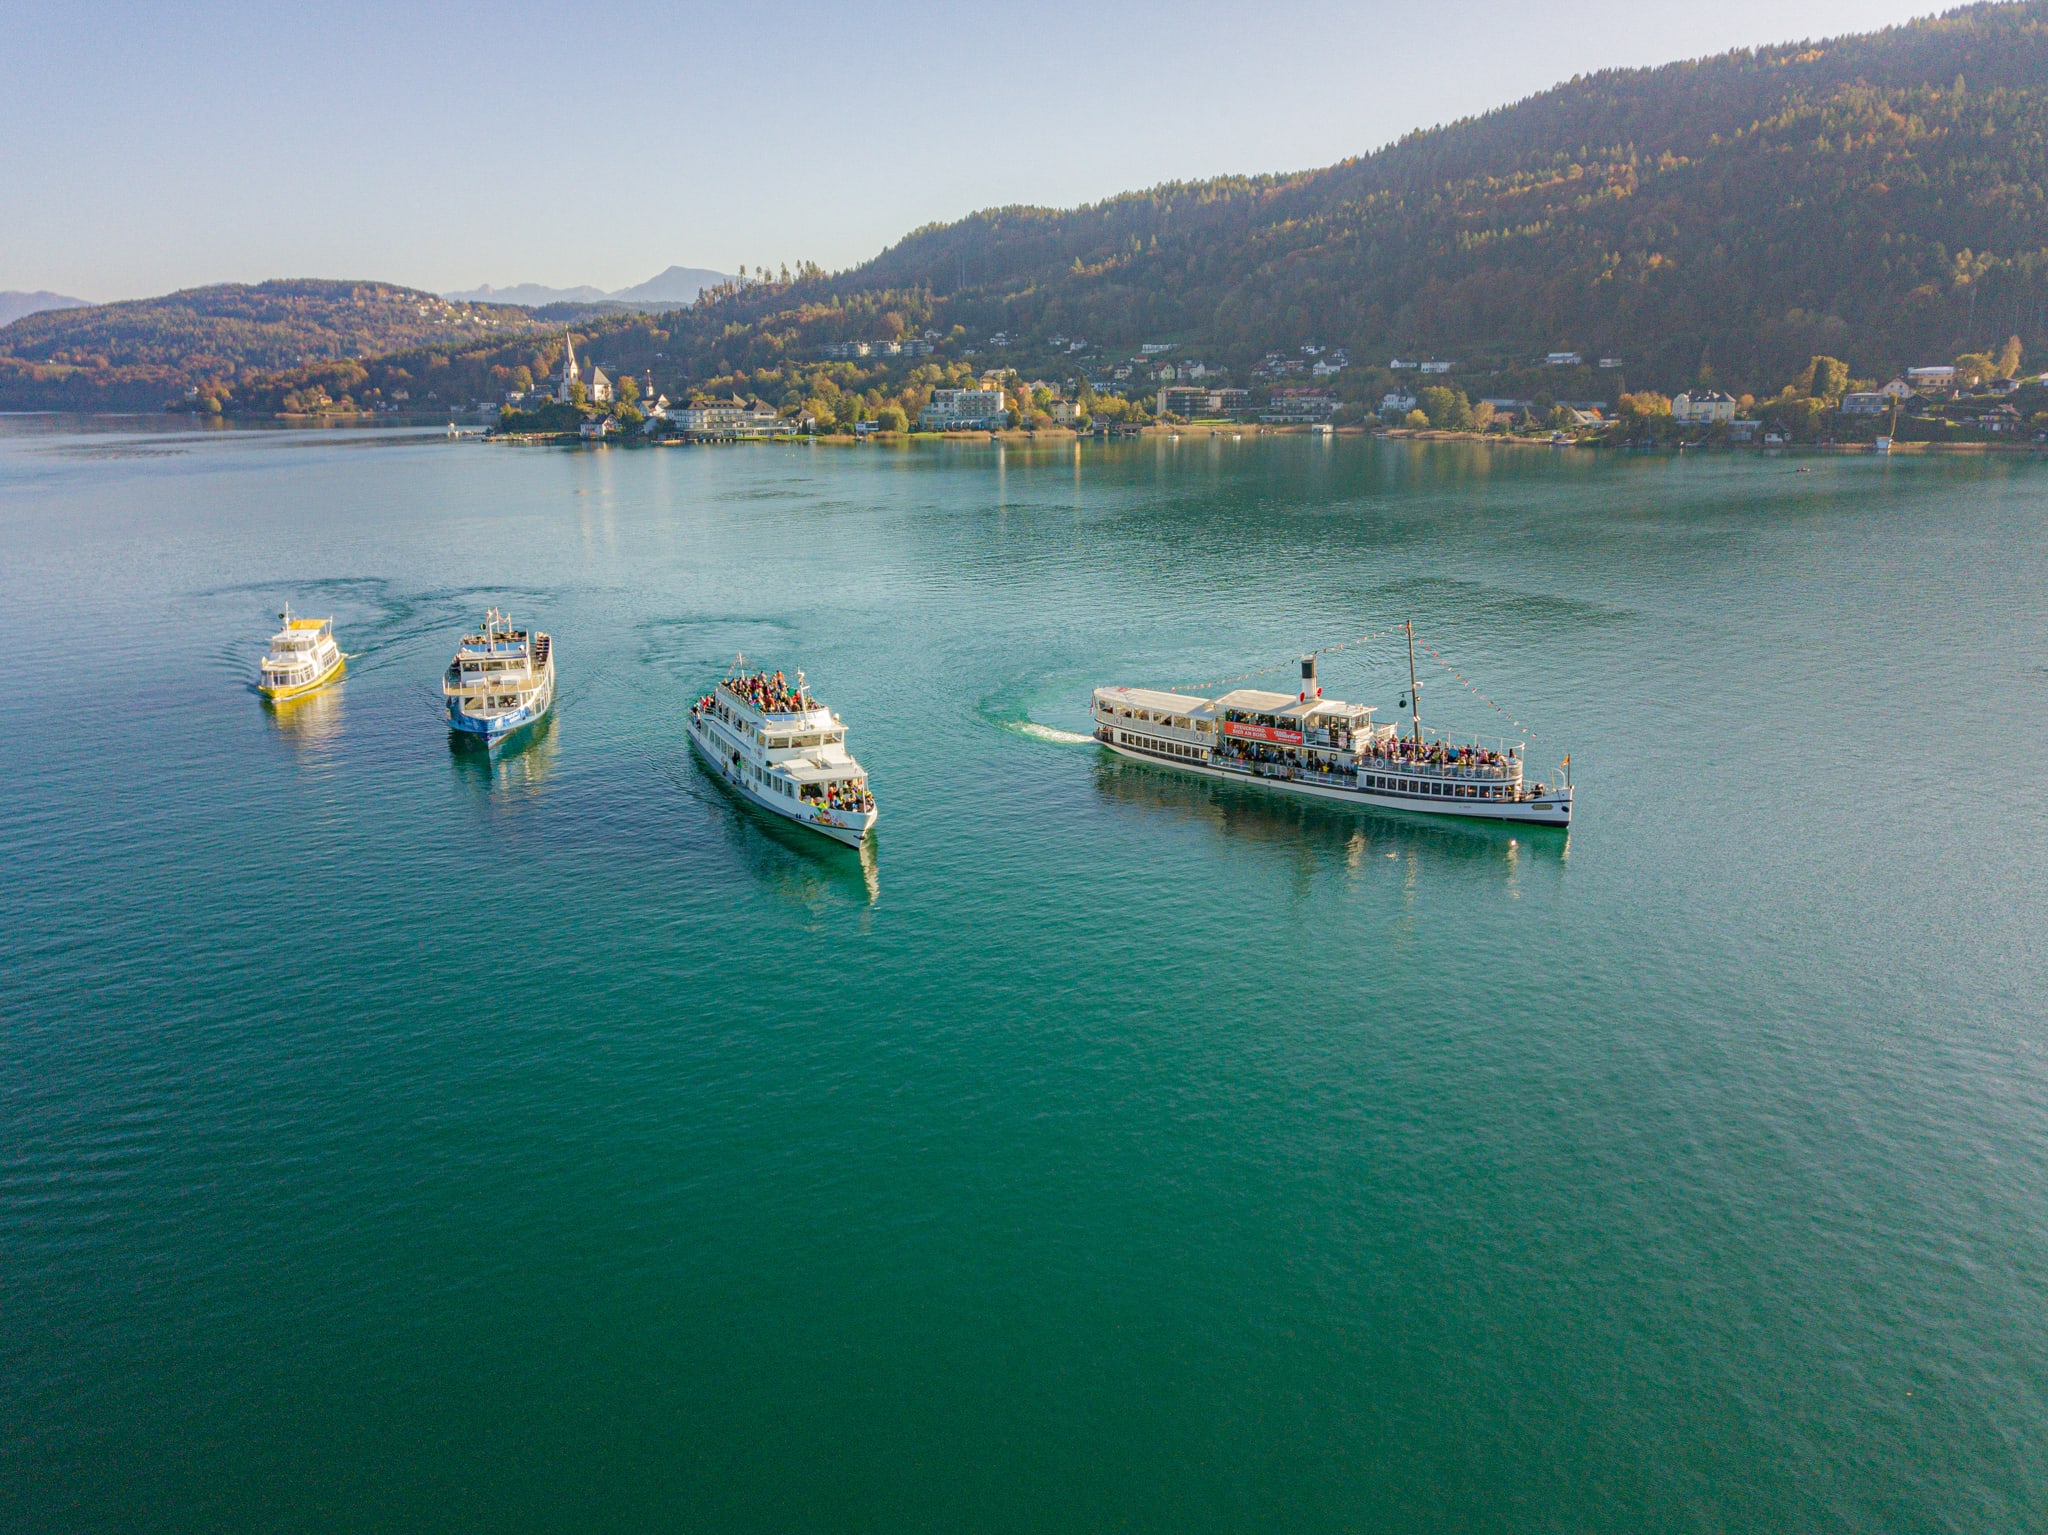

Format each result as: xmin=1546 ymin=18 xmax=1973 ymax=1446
xmin=2 ymin=418 xmax=2044 ymax=1532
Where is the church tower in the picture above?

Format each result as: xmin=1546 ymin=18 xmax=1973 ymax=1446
xmin=554 ymin=332 xmax=581 ymax=403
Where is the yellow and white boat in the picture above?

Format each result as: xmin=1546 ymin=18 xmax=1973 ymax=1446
xmin=258 ymin=606 xmax=345 ymax=701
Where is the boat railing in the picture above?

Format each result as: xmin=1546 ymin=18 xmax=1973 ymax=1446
xmin=1219 ymin=743 xmax=1518 ymax=780
xmin=1351 ymin=756 xmax=1519 ymax=781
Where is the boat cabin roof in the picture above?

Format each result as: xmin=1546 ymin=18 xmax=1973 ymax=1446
xmin=455 ymin=637 xmax=529 ymax=658
xmin=1093 ymin=685 xmax=1216 ymax=716
xmin=1214 ymin=687 xmax=1373 ymax=722
xmin=1213 ymin=688 xmax=1304 ymax=713
xmin=286 ymin=617 xmax=329 ymax=632
xmin=779 ymin=759 xmax=860 ymax=784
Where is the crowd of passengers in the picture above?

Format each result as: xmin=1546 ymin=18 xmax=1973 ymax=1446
xmin=1359 ymin=738 xmax=1513 ymax=770
xmin=811 ymin=780 xmax=876 ymax=813
xmin=723 ymin=669 xmax=809 ymax=714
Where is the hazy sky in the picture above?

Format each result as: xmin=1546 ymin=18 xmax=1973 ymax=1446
xmin=3 ymin=0 xmax=1950 ymax=301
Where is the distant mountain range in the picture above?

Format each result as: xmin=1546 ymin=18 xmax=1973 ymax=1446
xmin=444 ymin=266 xmax=733 ymax=310
xmin=0 ymin=290 xmax=90 ymax=328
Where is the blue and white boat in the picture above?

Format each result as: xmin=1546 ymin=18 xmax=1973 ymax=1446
xmin=443 ymin=608 xmax=554 ymax=746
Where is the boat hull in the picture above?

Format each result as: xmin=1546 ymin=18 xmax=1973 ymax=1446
xmin=687 ymin=714 xmax=876 ymax=846
xmin=259 ymin=653 xmax=345 ymax=702
xmin=1101 ymin=735 xmax=1571 ymax=827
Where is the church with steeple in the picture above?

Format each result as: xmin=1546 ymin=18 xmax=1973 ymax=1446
xmin=551 ymin=332 xmax=610 ymax=405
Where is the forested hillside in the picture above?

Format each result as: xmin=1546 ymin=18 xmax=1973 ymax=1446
xmin=0 ymin=281 xmax=543 ymax=410
xmin=635 ymin=0 xmax=2048 ymax=398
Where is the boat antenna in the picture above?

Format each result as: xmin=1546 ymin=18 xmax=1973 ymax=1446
xmin=1405 ymin=619 xmax=1423 ymax=746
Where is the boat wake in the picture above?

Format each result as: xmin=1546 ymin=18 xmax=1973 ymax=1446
xmin=1006 ymin=720 xmax=1095 ymax=745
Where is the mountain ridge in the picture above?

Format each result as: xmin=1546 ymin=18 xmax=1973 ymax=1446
xmin=0 ymin=291 xmax=91 ymax=329
xmin=0 ymin=279 xmax=549 ymax=410
xmin=444 ymin=265 xmax=732 ymax=310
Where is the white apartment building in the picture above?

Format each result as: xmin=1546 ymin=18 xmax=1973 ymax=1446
xmin=676 ymin=398 xmax=785 ymax=438
xmin=918 ymin=388 xmax=1008 ymax=430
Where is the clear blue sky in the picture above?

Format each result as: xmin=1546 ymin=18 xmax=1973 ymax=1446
xmin=2 ymin=0 xmax=1951 ymax=301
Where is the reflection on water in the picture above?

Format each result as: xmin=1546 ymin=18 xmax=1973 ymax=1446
xmin=448 ymin=714 xmax=559 ymax=800
xmin=1091 ymin=754 xmax=1566 ymax=874
xmin=261 ymin=681 xmax=345 ymax=752
xmin=694 ymin=757 xmax=882 ymax=913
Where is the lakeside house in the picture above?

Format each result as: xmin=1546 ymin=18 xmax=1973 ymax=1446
xmin=1546 ymin=351 xmax=1583 ymax=366
xmin=1672 ymin=389 xmax=1737 ymax=424
xmin=1907 ymin=365 xmax=1958 ymax=390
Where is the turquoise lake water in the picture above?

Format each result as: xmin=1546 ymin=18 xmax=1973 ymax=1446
xmin=2 ymin=417 xmax=2044 ymax=1531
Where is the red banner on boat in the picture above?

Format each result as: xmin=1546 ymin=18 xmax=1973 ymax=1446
xmin=1223 ymin=721 xmax=1303 ymax=745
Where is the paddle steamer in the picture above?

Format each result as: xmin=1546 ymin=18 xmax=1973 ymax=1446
xmin=1093 ymin=626 xmax=1571 ymax=827
xmin=688 ymin=664 xmax=877 ymax=846
xmin=443 ymin=608 xmax=554 ymax=746
xmin=258 ymin=606 xmax=345 ymax=701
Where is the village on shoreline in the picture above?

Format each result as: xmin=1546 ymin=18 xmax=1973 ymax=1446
xmin=481 ymin=329 xmax=2048 ymax=456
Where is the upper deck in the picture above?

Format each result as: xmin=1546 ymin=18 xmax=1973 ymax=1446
xmin=717 ymin=680 xmax=831 ymax=726
xmin=445 ymin=613 xmax=548 ymax=698
xmin=267 ymin=614 xmax=333 ymax=651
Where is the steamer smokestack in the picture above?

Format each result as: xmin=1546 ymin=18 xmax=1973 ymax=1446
xmin=1301 ymin=655 xmax=1320 ymax=700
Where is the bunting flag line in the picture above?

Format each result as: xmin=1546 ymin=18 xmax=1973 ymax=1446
xmin=1416 ymin=642 xmax=1539 ymax=744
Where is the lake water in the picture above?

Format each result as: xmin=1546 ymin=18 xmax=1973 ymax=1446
xmin=3 ymin=417 xmax=2044 ymax=1532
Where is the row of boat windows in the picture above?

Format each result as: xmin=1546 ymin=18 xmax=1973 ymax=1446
xmin=1119 ymin=731 xmax=1206 ymax=759
xmin=740 ymin=759 xmax=850 ymax=803
xmin=1362 ymin=773 xmax=1509 ymax=800
xmin=1104 ymin=707 xmax=1213 ymax=734
xmin=707 ymin=704 xmax=842 ymax=750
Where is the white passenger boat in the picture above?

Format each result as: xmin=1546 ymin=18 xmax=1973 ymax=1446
xmin=443 ymin=608 xmax=554 ymax=746
xmin=258 ymin=606 xmax=345 ymax=701
xmin=1093 ymin=625 xmax=1571 ymax=827
xmin=687 ymin=663 xmax=877 ymax=846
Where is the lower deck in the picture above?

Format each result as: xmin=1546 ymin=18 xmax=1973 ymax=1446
xmin=1099 ymin=725 xmax=1570 ymax=827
